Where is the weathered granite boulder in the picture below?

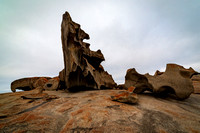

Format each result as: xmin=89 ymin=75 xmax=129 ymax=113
xmin=192 ymin=74 xmax=200 ymax=94
xmin=125 ymin=64 xmax=197 ymax=100
xmin=124 ymin=68 xmax=153 ymax=93
xmin=59 ymin=11 xmax=116 ymax=90
xmin=11 ymin=77 xmax=51 ymax=92
xmin=0 ymin=90 xmax=200 ymax=132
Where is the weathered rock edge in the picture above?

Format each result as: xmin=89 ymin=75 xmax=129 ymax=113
xmin=59 ymin=11 xmax=116 ymax=90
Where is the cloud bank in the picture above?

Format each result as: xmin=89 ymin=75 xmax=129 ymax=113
xmin=0 ymin=0 xmax=200 ymax=93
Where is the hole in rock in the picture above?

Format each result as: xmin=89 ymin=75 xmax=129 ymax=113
xmin=47 ymin=84 xmax=52 ymax=88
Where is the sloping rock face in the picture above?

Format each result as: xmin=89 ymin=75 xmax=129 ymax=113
xmin=0 ymin=90 xmax=200 ymax=132
xmin=59 ymin=12 xmax=116 ymax=90
xmin=192 ymin=74 xmax=200 ymax=94
xmin=125 ymin=64 xmax=197 ymax=100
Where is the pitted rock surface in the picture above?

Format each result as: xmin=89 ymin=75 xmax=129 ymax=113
xmin=59 ymin=11 xmax=116 ymax=91
xmin=0 ymin=90 xmax=200 ymax=132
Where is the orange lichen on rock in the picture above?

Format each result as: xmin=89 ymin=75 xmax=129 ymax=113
xmin=127 ymin=86 xmax=135 ymax=92
xmin=11 ymin=112 xmax=44 ymax=123
xmin=71 ymin=109 xmax=84 ymax=116
xmin=111 ymin=91 xmax=138 ymax=104
xmin=60 ymin=119 xmax=74 ymax=133
xmin=80 ymin=111 xmax=92 ymax=123
xmin=159 ymin=129 xmax=167 ymax=133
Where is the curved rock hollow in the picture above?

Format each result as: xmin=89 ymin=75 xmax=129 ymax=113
xmin=59 ymin=11 xmax=116 ymax=90
xmin=125 ymin=64 xmax=197 ymax=99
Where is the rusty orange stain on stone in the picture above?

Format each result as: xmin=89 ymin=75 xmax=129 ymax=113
xmin=71 ymin=109 xmax=84 ymax=116
xmin=56 ymin=106 xmax=73 ymax=113
xmin=60 ymin=119 xmax=74 ymax=133
xmin=81 ymin=112 xmax=92 ymax=122
xmin=25 ymin=113 xmax=44 ymax=122
xmin=0 ymin=123 xmax=6 ymax=129
xmin=187 ymin=127 xmax=199 ymax=133
xmin=11 ymin=112 xmax=44 ymax=123
xmin=13 ymin=130 xmax=26 ymax=133
xmin=128 ymin=86 xmax=135 ymax=92
xmin=159 ymin=129 xmax=167 ymax=133
xmin=112 ymin=91 xmax=130 ymax=99
xmin=10 ymin=112 xmax=30 ymax=123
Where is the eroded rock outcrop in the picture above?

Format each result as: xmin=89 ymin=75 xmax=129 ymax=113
xmin=59 ymin=11 xmax=116 ymax=90
xmin=11 ymin=77 xmax=50 ymax=92
xmin=11 ymin=77 xmax=60 ymax=93
xmin=124 ymin=64 xmax=197 ymax=100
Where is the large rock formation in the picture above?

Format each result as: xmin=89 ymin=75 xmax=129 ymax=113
xmin=59 ymin=12 xmax=116 ymax=90
xmin=11 ymin=77 xmax=50 ymax=92
xmin=0 ymin=90 xmax=200 ymax=132
xmin=124 ymin=64 xmax=197 ymax=100
xmin=11 ymin=77 xmax=59 ymax=93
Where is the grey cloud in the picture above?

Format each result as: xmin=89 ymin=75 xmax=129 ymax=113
xmin=0 ymin=0 xmax=200 ymax=92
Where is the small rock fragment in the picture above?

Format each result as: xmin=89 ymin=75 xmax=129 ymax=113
xmin=127 ymin=86 xmax=136 ymax=92
xmin=111 ymin=91 xmax=138 ymax=104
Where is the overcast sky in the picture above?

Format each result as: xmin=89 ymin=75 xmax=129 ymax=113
xmin=0 ymin=0 xmax=200 ymax=93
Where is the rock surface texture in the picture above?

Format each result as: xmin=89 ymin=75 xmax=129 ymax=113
xmin=59 ymin=12 xmax=116 ymax=90
xmin=192 ymin=74 xmax=200 ymax=94
xmin=125 ymin=64 xmax=197 ymax=100
xmin=0 ymin=90 xmax=200 ymax=133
